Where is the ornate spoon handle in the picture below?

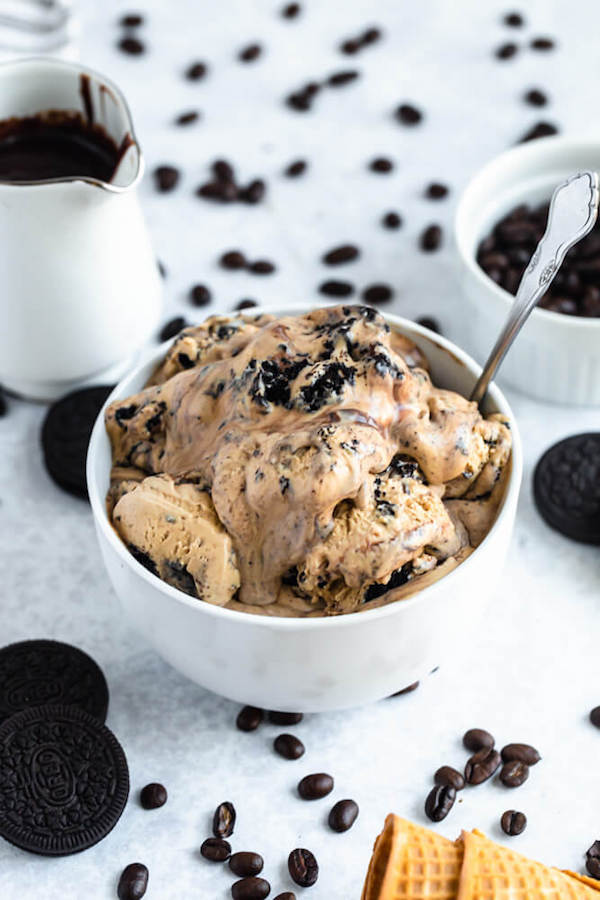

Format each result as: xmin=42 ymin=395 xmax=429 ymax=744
xmin=470 ymin=170 xmax=600 ymax=406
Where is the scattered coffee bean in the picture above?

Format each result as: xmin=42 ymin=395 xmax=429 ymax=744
xmin=236 ymin=705 xmax=264 ymax=732
xmin=157 ymin=260 xmax=167 ymax=278
xmin=524 ymin=88 xmax=547 ymax=107
xmin=159 ymin=316 xmax=187 ymax=342
xmin=500 ymin=760 xmax=529 ymax=787
xmin=298 ymin=773 xmax=334 ymax=800
xmin=220 ymin=250 xmax=247 ymax=270
xmin=268 ymin=711 xmax=303 ymax=725
xmin=382 ymin=211 xmax=402 ymax=229
xmin=281 ymin=3 xmax=301 ymax=18
xmin=434 ymin=766 xmax=465 ymax=791
xmin=190 ymin=284 xmax=212 ymax=307
xmin=362 ymin=283 xmax=393 ymax=304
xmin=185 ymin=61 xmax=207 ymax=80
xmin=239 ymin=44 xmax=262 ymax=62
xmin=284 ymin=159 xmax=307 ymax=177
xmin=340 ymin=39 xmax=360 ymax=55
xmin=322 ymin=244 xmax=360 ymax=265
xmin=240 ymin=179 xmax=266 ymax=204
xmin=212 ymin=159 xmax=235 ymax=183
xmin=274 ymin=734 xmax=305 ymax=759
xmin=395 ymin=103 xmax=422 ymax=125
xmin=274 ymin=894 xmax=296 ymax=900
xmin=362 ymin=26 xmax=382 ymax=44
xmin=369 ymin=157 xmax=394 ymax=173
xmin=501 ymin=743 xmax=541 ymax=766
xmin=495 ymin=42 xmax=518 ymax=60
xmin=236 ymin=299 xmax=258 ymax=310
xmin=0 ymin=387 xmax=7 ymax=417
xmin=120 ymin=13 xmax=143 ymax=27
xmin=531 ymin=36 xmax=555 ymax=51
xmin=140 ymin=783 xmax=167 ymax=809
xmin=118 ymin=36 xmax=145 ymax=55
xmin=501 ymin=810 xmax=527 ymax=836
xmin=416 ymin=316 xmax=440 ymax=333
xmin=230 ymin=852 xmax=264 ymax=877
xmin=249 ymin=259 xmax=276 ymax=275
xmin=286 ymin=91 xmax=312 ymax=112
xmin=176 ymin=110 xmax=200 ymax=126
xmin=117 ymin=863 xmax=149 ymax=900
xmin=328 ymin=799 xmax=359 ymax=832
xmin=420 ymin=224 xmax=442 ymax=252
xmin=201 ymin=837 xmax=232 ymax=862
xmin=586 ymin=841 xmax=600 ymax=879
xmin=328 ymin=70 xmax=360 ymax=86
xmin=463 ymin=728 xmax=495 ymax=752
xmin=231 ymin=877 xmax=271 ymax=900
xmin=503 ymin=12 xmax=524 ymax=27
xmin=213 ymin=801 xmax=236 ymax=838
xmin=464 ymin=747 xmax=502 ymax=785
xmin=425 ymin=182 xmax=449 ymax=199
xmin=424 ymin=784 xmax=456 ymax=822
xmin=519 ymin=121 xmax=558 ymax=142
xmin=319 ymin=279 xmax=354 ymax=297
xmin=197 ymin=181 xmax=238 ymax=202
xmin=590 ymin=707 xmax=600 ymax=728
xmin=288 ymin=849 xmax=319 ymax=887
xmin=390 ymin=681 xmax=419 ymax=696
xmin=153 ymin=165 xmax=179 ymax=193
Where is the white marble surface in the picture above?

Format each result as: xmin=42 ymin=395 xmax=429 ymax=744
xmin=1 ymin=0 xmax=600 ymax=897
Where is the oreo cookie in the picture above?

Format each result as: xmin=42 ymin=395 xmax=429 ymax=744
xmin=0 ymin=704 xmax=129 ymax=855
xmin=533 ymin=433 xmax=600 ymax=544
xmin=41 ymin=385 xmax=114 ymax=498
xmin=0 ymin=639 xmax=109 ymax=725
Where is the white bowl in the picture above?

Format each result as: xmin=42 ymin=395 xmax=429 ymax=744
xmin=455 ymin=136 xmax=600 ymax=406
xmin=87 ymin=309 xmax=522 ymax=712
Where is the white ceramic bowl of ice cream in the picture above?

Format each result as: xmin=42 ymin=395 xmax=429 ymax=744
xmin=87 ymin=308 xmax=522 ymax=712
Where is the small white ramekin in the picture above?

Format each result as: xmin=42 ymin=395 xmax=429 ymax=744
xmin=455 ymin=136 xmax=600 ymax=406
xmin=87 ymin=309 xmax=522 ymax=712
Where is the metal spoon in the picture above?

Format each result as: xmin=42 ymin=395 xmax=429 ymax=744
xmin=470 ymin=170 xmax=600 ymax=407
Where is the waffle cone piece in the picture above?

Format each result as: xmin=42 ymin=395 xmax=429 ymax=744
xmin=363 ymin=816 xmax=600 ymax=900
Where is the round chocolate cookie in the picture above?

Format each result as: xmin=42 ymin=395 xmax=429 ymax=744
xmin=41 ymin=385 xmax=114 ymax=499
xmin=0 ymin=704 xmax=129 ymax=855
xmin=0 ymin=639 xmax=109 ymax=725
xmin=533 ymin=433 xmax=600 ymax=544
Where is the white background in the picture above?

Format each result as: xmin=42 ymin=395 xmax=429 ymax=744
xmin=1 ymin=1 xmax=600 ymax=898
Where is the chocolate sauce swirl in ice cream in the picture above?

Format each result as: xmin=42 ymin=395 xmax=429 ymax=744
xmin=105 ymin=306 xmax=511 ymax=616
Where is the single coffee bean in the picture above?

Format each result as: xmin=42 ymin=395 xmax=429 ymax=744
xmin=425 ymin=182 xmax=449 ymax=199
xmin=176 ymin=110 xmax=200 ymax=125
xmin=213 ymin=801 xmax=236 ymax=838
xmin=274 ymin=733 xmax=305 ymax=760
xmin=424 ymin=784 xmax=456 ymax=822
xmin=240 ymin=179 xmax=266 ymax=204
xmin=416 ymin=316 xmax=440 ymax=333
xmin=0 ymin=387 xmax=7 ymax=417
xmin=286 ymin=91 xmax=312 ymax=112
xmin=288 ymin=848 xmax=319 ymax=887
xmin=120 ymin=13 xmax=144 ymax=27
xmin=236 ymin=705 xmax=264 ymax=732
xmin=201 ymin=837 xmax=231 ymax=861
xmin=524 ymin=88 xmax=547 ymax=107
xmin=420 ymin=224 xmax=442 ymax=252
xmin=589 ymin=706 xmax=600 ymax=728
xmin=362 ymin=283 xmax=393 ymax=304
xmin=389 ymin=681 xmax=419 ymax=696
xmin=328 ymin=799 xmax=359 ymax=832
xmin=185 ymin=61 xmax=207 ymax=80
xmin=340 ymin=38 xmax=361 ymax=55
xmin=319 ymin=279 xmax=354 ymax=297
xmin=274 ymin=894 xmax=296 ymax=900
xmin=434 ymin=766 xmax=465 ymax=791
xmin=231 ymin=877 xmax=271 ymax=899
xmin=328 ymin=70 xmax=360 ymax=87
xmin=190 ymin=284 xmax=212 ymax=307
xmin=153 ymin=165 xmax=179 ymax=192
xmin=239 ymin=44 xmax=262 ymax=62
xmin=501 ymin=743 xmax=541 ymax=766
xmin=586 ymin=841 xmax=600 ymax=879
xmin=362 ymin=26 xmax=382 ymax=44
xmin=140 ymin=783 xmax=167 ymax=809
xmin=395 ymin=103 xmax=422 ymax=125
xmin=159 ymin=316 xmax=187 ymax=342
xmin=519 ymin=121 xmax=558 ymax=142
xmin=322 ymin=244 xmax=360 ymax=265
xmin=465 ymin=747 xmax=501 ymax=785
xmin=118 ymin=36 xmax=145 ymax=55
xmin=531 ymin=36 xmax=555 ymax=50
xmin=213 ymin=159 xmax=235 ymax=182
xmin=229 ymin=852 xmax=264 ymax=877
xmin=281 ymin=2 xmax=301 ymax=18
xmin=298 ymin=773 xmax=334 ymax=800
xmin=117 ymin=863 xmax=149 ymax=900
xmin=268 ymin=711 xmax=303 ymax=725
xmin=463 ymin=728 xmax=495 ymax=752
xmin=503 ymin=12 xmax=524 ymax=27
xmin=495 ymin=42 xmax=518 ymax=60
xmin=284 ymin=159 xmax=307 ymax=177
xmin=157 ymin=260 xmax=167 ymax=278
xmin=220 ymin=250 xmax=247 ymax=270
xmin=500 ymin=760 xmax=529 ymax=787
xmin=235 ymin=299 xmax=258 ymax=310
xmin=382 ymin=211 xmax=402 ymax=229
xmin=501 ymin=810 xmax=527 ymax=836
xmin=249 ymin=259 xmax=276 ymax=274
xmin=369 ymin=157 xmax=394 ymax=173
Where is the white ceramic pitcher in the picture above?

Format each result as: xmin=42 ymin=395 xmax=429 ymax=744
xmin=0 ymin=57 xmax=162 ymax=400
